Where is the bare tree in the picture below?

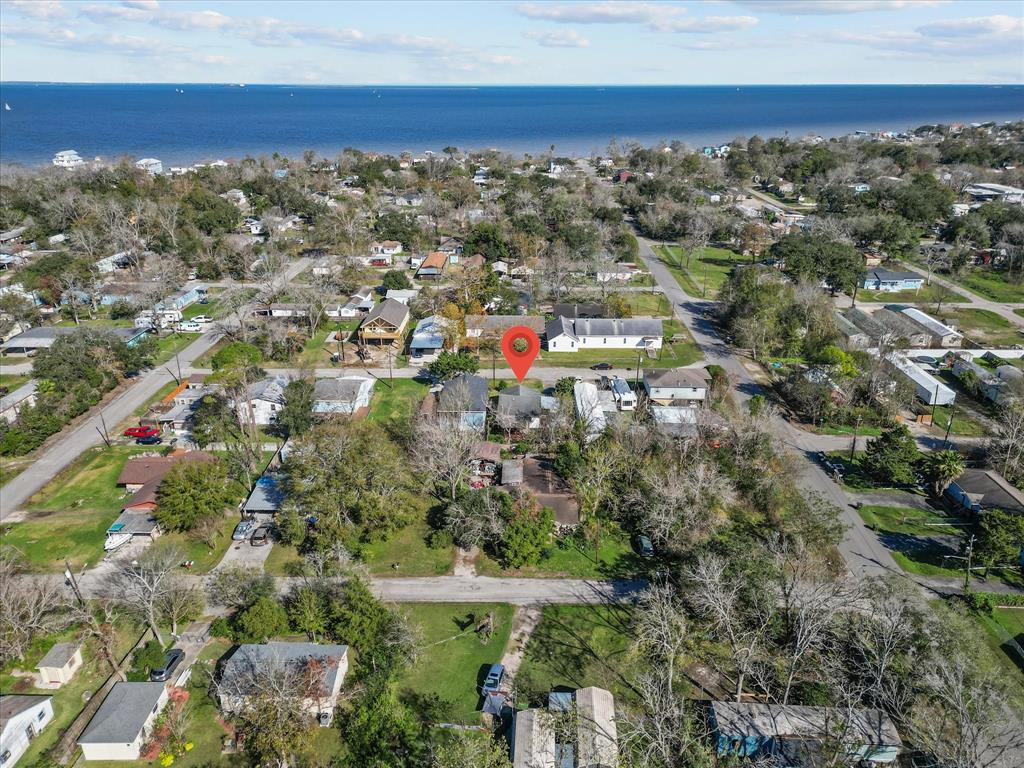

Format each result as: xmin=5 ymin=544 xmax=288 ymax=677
xmin=443 ymin=487 xmax=507 ymax=549
xmin=411 ymin=411 xmax=479 ymax=501
xmin=0 ymin=551 xmax=75 ymax=665
xmin=207 ymin=563 xmax=276 ymax=610
xmin=158 ymin=578 xmax=205 ymax=637
xmin=108 ymin=545 xmax=184 ymax=645
xmin=633 ymin=582 xmax=688 ymax=692
xmin=540 ymin=240 xmax=575 ymax=302
xmin=617 ymin=670 xmax=714 ymax=768
xmin=988 ymin=401 xmax=1024 ymax=485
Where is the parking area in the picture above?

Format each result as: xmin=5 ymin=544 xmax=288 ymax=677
xmin=215 ymin=533 xmax=275 ymax=569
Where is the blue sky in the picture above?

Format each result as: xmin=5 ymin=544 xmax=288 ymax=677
xmin=1 ymin=1 xmax=1022 ymax=84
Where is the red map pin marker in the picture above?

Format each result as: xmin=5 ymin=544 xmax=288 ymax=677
xmin=501 ymin=325 xmax=541 ymax=383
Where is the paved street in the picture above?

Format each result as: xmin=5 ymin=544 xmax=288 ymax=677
xmin=0 ymin=330 xmax=223 ymax=520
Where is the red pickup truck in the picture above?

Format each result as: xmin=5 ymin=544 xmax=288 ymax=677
xmin=123 ymin=426 xmax=160 ymax=439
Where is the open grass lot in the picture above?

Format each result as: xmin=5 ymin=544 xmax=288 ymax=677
xmin=151 ymin=332 xmax=202 ymax=365
xmin=152 ymin=515 xmax=238 ymax=573
xmin=958 ymin=270 xmax=1024 ymax=304
xmin=535 ymin=339 xmax=702 ymax=369
xmin=0 ymin=372 xmax=31 ymax=389
xmin=516 ymin=605 xmax=637 ymax=706
xmin=362 ymin=515 xmax=454 ymax=576
xmin=856 ymin=504 xmax=970 ymax=579
xmin=1 ymin=445 xmax=150 ymax=570
xmin=929 ymin=404 xmax=988 ymax=438
xmin=623 ymin=291 xmax=672 ymax=317
xmin=947 ymin=601 xmax=1024 ymax=711
xmin=660 ymin=245 xmax=745 ymax=298
xmin=934 ymin=308 xmax=1024 ymax=347
xmin=653 ymin=245 xmax=702 ymax=297
xmin=475 ymin=526 xmax=640 ymax=579
xmin=367 ymin=378 xmax=430 ymax=424
xmin=0 ymin=624 xmax=142 ymax=768
xmin=398 ymin=603 xmax=514 ymax=723
xmin=856 ymin=283 xmax=970 ymax=304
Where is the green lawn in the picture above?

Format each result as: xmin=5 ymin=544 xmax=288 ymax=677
xmin=362 ymin=515 xmax=454 ymax=576
xmin=152 ymin=515 xmax=238 ymax=573
xmin=856 ymin=283 xmax=970 ymax=304
xmin=934 ymin=308 xmax=1024 ymax=348
xmin=262 ymin=541 xmax=304 ymax=576
xmin=516 ymin=605 xmax=637 ymax=706
xmin=623 ymin=291 xmax=672 ymax=317
xmin=958 ymin=270 xmax=1024 ymax=304
xmin=929 ymin=404 xmax=988 ymax=437
xmin=0 ymin=456 xmax=32 ymax=487
xmin=1016 ymin=309 xmax=1024 ymax=319
xmin=367 ymin=378 xmax=430 ymax=424
xmin=151 ymin=332 xmax=202 ymax=365
xmin=0 ymin=373 xmax=31 ymax=390
xmin=654 ymin=245 xmax=702 ymax=296
xmin=2 ymin=445 xmax=149 ymax=570
xmin=534 ymin=340 xmax=702 ymax=369
xmin=0 ymin=624 xmax=142 ymax=768
xmin=181 ymin=298 xmax=223 ymax=320
xmin=398 ymin=603 xmax=514 ymax=723
xmin=475 ymin=527 xmax=640 ymax=579
xmin=956 ymin=603 xmax=1024 ymax=711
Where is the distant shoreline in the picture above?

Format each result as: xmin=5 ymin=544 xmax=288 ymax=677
xmin=2 ymin=83 xmax=1021 ymax=168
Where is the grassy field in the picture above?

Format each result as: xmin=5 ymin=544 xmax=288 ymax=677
xmin=151 ymin=516 xmax=238 ymax=573
xmin=475 ymin=527 xmax=639 ymax=579
xmin=0 ymin=625 xmax=143 ymax=767
xmin=367 ymin=378 xmax=430 ymax=424
xmin=0 ymin=456 xmax=32 ymax=487
xmin=2 ymin=445 xmax=149 ymax=570
xmin=151 ymin=332 xmax=202 ymax=364
xmin=361 ymin=515 xmax=454 ymax=576
xmin=929 ymin=404 xmax=988 ymax=438
xmin=516 ymin=605 xmax=637 ymax=706
xmin=856 ymin=283 xmax=969 ymax=304
xmin=934 ymin=308 xmax=1024 ymax=347
xmin=623 ymin=291 xmax=672 ymax=317
xmin=657 ymin=245 xmax=745 ymax=298
xmin=398 ymin=603 xmax=514 ymax=723
xmin=0 ymin=372 xmax=31 ymax=390
xmin=952 ymin=602 xmax=1024 ymax=711
xmin=958 ymin=270 xmax=1024 ymax=304
xmin=534 ymin=340 xmax=702 ymax=369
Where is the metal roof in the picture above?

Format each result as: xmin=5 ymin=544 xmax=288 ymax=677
xmin=244 ymin=474 xmax=285 ymax=513
xmin=709 ymin=702 xmax=902 ymax=747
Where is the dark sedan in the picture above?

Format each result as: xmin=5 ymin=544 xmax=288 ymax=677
xmin=150 ymin=648 xmax=185 ymax=682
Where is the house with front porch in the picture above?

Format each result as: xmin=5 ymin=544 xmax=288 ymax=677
xmin=358 ymin=298 xmax=410 ymax=346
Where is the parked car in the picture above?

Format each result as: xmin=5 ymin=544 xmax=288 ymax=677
xmin=590 ymin=362 xmax=613 ymax=371
xmin=191 ymin=315 xmax=213 ymax=324
xmin=481 ymin=663 xmax=505 ymax=695
xmin=251 ymin=525 xmax=271 ymax=546
xmin=633 ymin=534 xmax=655 ymax=558
xmin=123 ymin=426 xmax=159 ymax=438
xmin=135 ymin=435 xmax=163 ymax=445
xmin=176 ymin=321 xmax=202 ymax=332
xmin=232 ymin=519 xmax=257 ymax=541
xmin=150 ymin=649 xmax=185 ymax=682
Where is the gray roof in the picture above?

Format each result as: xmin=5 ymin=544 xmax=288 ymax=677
xmin=950 ymin=469 xmax=1024 ymax=516
xmin=874 ymin=308 xmax=931 ymax=340
xmin=0 ymin=694 xmax=51 ymax=722
xmin=545 ymin=315 xmax=576 ymax=341
xmin=107 ymin=509 xmax=160 ymax=536
xmin=248 ymin=377 xmax=288 ymax=405
xmin=1 ymin=325 xmax=143 ymax=351
xmin=439 ymin=373 xmax=489 ymax=413
xmin=221 ymin=642 xmax=348 ymax=696
xmin=313 ymin=377 xmax=369 ymax=403
xmin=466 ymin=314 xmax=545 ymax=334
xmin=644 ymin=368 xmax=710 ymax=389
xmin=0 ymin=380 xmax=37 ymax=412
xmin=552 ymin=302 xmax=605 ymax=319
xmin=37 ymin=642 xmax=80 ymax=669
xmin=79 ymin=683 xmax=166 ymax=745
xmin=244 ymin=474 xmax=285 ymax=513
xmin=844 ymin=308 xmax=886 ymax=340
xmin=363 ymin=297 xmax=409 ymax=328
xmin=867 ymin=268 xmax=922 ymax=282
xmin=834 ymin=311 xmax=868 ymax=341
xmin=575 ymin=318 xmax=663 ymax=338
xmin=710 ymin=702 xmax=901 ymax=747
xmin=502 ymin=459 xmax=524 ymax=484
xmin=498 ymin=385 xmax=543 ymax=418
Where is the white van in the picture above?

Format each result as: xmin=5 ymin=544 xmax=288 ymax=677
xmin=176 ymin=321 xmax=202 ymax=333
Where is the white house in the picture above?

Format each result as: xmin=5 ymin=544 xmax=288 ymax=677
xmin=1 ymin=695 xmax=54 ymax=766
xmin=371 ymin=240 xmax=403 ymax=256
xmin=609 ymin=377 xmax=637 ymax=411
xmin=134 ymin=158 xmax=163 ymax=175
xmin=96 ymin=251 xmax=131 ymax=274
xmin=1 ymin=380 xmax=37 ymax=424
xmin=385 ymin=289 xmax=419 ymax=305
xmin=897 ymin=307 xmax=963 ymax=348
xmin=312 ymin=377 xmax=375 ymax=415
xmin=236 ymin=377 xmax=288 ymax=425
xmin=52 ymin=150 xmax=84 ymax=168
xmin=545 ymin=317 xmax=663 ymax=353
xmin=79 ymin=683 xmax=168 ymax=761
xmin=409 ymin=315 xmax=446 ymax=362
xmin=643 ymin=368 xmax=710 ymax=405
xmin=219 ymin=643 xmax=349 ymax=727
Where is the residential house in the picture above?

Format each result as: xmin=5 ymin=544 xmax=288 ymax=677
xmin=545 ymin=317 xmax=664 ymax=353
xmin=409 ymin=315 xmax=446 ymax=363
xmin=416 ymin=251 xmax=449 ymax=280
xmin=438 ymin=237 xmax=463 ymax=257
xmin=236 ymin=377 xmax=289 ymax=425
xmin=964 ymin=182 xmax=1024 ymax=204
xmin=496 ymin=385 xmax=557 ymax=430
xmin=252 ymin=303 xmax=310 ymax=320
xmin=1 ymin=326 xmax=148 ymax=355
xmin=358 ymin=298 xmax=410 ymax=346
xmin=512 ymin=687 xmax=618 ymax=768
xmin=848 ymin=182 xmax=871 ymax=194
xmin=96 ymin=251 xmax=131 ymax=273
xmin=883 ymin=353 xmax=955 ymax=406
xmin=79 ymin=682 xmax=169 ymax=761
xmin=328 ymin=292 xmax=375 ymax=319
xmin=1 ymin=695 xmax=54 ymax=767
xmin=491 ymin=260 xmax=509 ymax=277
xmin=872 ymin=309 xmax=932 ymax=348
xmin=243 ymin=473 xmax=285 ymax=519
xmin=371 ymin=240 xmax=403 ymax=256
xmin=894 ymin=306 xmax=963 ymax=348
xmin=36 ymin=642 xmax=84 ymax=688
xmin=134 ymin=158 xmax=163 ymax=175
xmin=553 ymin=302 xmax=606 ymax=319
xmin=1 ymin=380 xmax=37 ymax=424
xmin=218 ymin=642 xmax=349 ymax=727
xmin=117 ymin=451 xmax=218 ymax=520
xmin=945 ymin=469 xmax=1024 ymax=519
xmin=157 ymin=285 xmax=208 ymax=312
xmin=385 ymin=289 xmax=419 ymax=305
xmin=650 ymin=405 xmax=702 ymax=439
xmin=574 ymin=381 xmax=615 ymax=442
xmin=465 ymin=314 xmax=545 ymax=341
xmin=438 ymin=373 xmax=489 ymax=430
xmin=608 ymin=376 xmax=637 ymax=411
xmin=312 ymin=376 xmax=375 ymax=415
xmin=643 ymin=368 xmax=710 ymax=405
xmin=220 ymin=188 xmax=249 ymax=211
xmin=709 ymin=701 xmax=901 ymax=765
xmin=844 ymin=308 xmax=888 ymax=345
xmin=394 ymin=193 xmax=423 ymax=208
xmin=862 ymin=269 xmax=924 ymax=293
xmin=835 ymin=312 xmax=871 ymax=349
xmin=861 ymin=247 xmax=884 ymax=267
xmin=0 ymin=225 xmax=27 ymax=244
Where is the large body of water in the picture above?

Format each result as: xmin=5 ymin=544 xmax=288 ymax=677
xmin=1 ymin=83 xmax=1022 ymax=167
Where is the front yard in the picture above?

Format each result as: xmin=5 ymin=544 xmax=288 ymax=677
xmin=398 ymin=603 xmax=514 ymax=723
xmin=855 ymin=283 xmax=969 ymax=305
xmin=367 ymin=378 xmax=430 ymax=424
xmin=933 ymin=308 xmax=1024 ymax=347
xmin=475 ymin=526 xmax=639 ymax=579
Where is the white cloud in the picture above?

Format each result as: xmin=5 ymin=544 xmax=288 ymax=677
xmin=733 ymin=1 xmax=949 ymax=14
xmin=917 ymin=14 xmax=1023 ymax=40
xmin=516 ymin=2 xmax=684 ymax=25
xmin=827 ymin=14 xmax=1024 ymax=58
xmin=3 ymin=0 xmax=69 ymax=20
xmin=525 ymin=28 xmax=591 ymax=47
xmin=78 ymin=2 xmax=229 ymax=30
xmin=122 ymin=0 xmax=160 ymax=9
xmin=652 ymin=15 xmax=758 ymax=33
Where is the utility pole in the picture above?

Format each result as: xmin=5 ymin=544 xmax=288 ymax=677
xmin=963 ymin=533 xmax=976 ymax=591
xmin=634 ymin=350 xmax=641 ymax=388
xmin=163 ymin=366 xmax=180 ymax=385
xmin=943 ymin=400 xmax=955 ymax=447
xmin=96 ymin=410 xmax=111 ymax=448
xmin=64 ymin=559 xmax=86 ymax=607
xmin=850 ymin=414 xmax=862 ymax=461
xmin=930 ymin=385 xmax=939 ymax=422
xmin=174 ymin=350 xmax=182 ymax=382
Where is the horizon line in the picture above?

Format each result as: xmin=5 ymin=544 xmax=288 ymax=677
xmin=1 ymin=81 xmax=1021 ymax=88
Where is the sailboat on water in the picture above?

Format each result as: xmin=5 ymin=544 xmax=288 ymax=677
xmin=4 ymin=103 xmax=10 ymax=111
